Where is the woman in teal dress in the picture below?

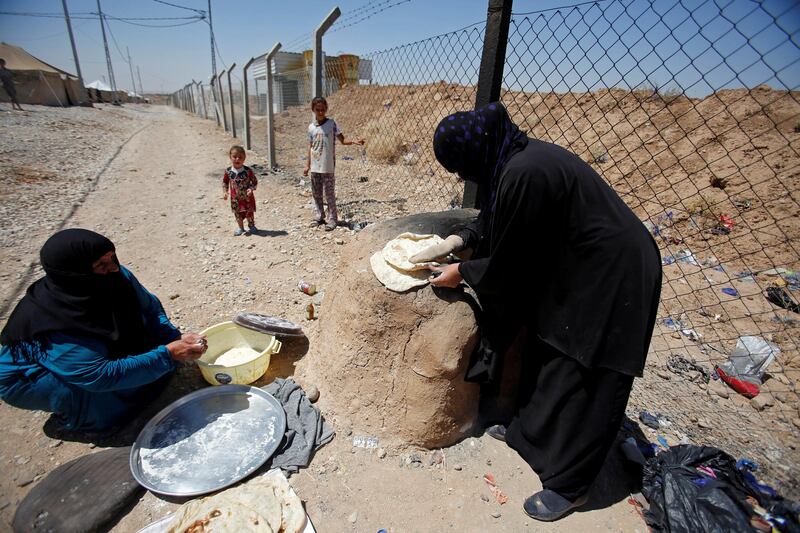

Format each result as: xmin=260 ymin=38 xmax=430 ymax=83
xmin=0 ymin=228 xmax=207 ymax=432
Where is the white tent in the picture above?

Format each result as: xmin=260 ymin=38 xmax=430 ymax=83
xmin=86 ymin=80 xmax=112 ymax=91
xmin=84 ymin=79 xmax=128 ymax=103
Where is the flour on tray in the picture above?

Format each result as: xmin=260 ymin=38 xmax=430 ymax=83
xmin=138 ymin=410 xmax=277 ymax=491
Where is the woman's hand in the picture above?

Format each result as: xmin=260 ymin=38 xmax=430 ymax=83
xmin=167 ymin=333 xmax=207 ymax=362
xmin=410 ymin=235 xmax=464 ymax=263
xmin=246 ymin=188 xmax=254 ymax=197
xmin=429 ymin=263 xmax=463 ymax=288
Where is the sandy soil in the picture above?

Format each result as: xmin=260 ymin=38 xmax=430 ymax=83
xmin=0 ymin=103 xmax=648 ymax=532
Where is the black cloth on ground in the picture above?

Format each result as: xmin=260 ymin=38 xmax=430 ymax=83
xmin=505 ymin=339 xmax=634 ymax=501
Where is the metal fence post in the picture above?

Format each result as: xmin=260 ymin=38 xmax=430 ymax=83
xmin=242 ymin=57 xmax=256 ymax=149
xmin=313 ymin=7 xmax=341 ymax=98
xmin=218 ymin=69 xmax=228 ymax=132
xmin=265 ymin=42 xmax=282 ymax=169
xmin=465 ymin=0 xmax=513 ymax=208
xmin=188 ymin=84 xmax=196 ymax=114
xmin=227 ymin=63 xmax=237 ymax=138
xmin=197 ymin=81 xmax=208 ymax=119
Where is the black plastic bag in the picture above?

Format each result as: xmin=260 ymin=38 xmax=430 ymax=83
xmin=642 ymin=445 xmax=758 ymax=532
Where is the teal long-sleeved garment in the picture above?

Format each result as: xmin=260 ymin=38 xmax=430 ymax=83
xmin=0 ymin=267 xmax=181 ymax=431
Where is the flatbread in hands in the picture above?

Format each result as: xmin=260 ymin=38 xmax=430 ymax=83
xmin=381 ymin=233 xmax=444 ymax=271
xmin=371 ymin=252 xmax=430 ymax=292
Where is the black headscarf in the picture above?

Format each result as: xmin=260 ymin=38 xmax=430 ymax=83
xmin=433 ymin=102 xmax=529 ymax=210
xmin=1 ymin=229 xmax=147 ymax=361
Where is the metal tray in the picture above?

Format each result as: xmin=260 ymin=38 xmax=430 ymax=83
xmin=234 ymin=313 xmax=304 ymax=337
xmin=130 ymin=385 xmax=286 ymax=497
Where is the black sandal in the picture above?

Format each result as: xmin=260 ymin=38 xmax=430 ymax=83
xmin=523 ymin=489 xmax=588 ymax=521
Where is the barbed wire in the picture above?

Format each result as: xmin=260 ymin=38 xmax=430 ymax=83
xmin=328 ymin=0 xmax=412 ymax=34
xmin=282 ymin=0 xmax=413 ymax=51
xmin=511 ymin=0 xmax=608 ymax=16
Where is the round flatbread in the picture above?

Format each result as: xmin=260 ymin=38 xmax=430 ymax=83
xmin=266 ymin=473 xmax=307 ymax=533
xmin=224 ymin=482 xmax=282 ymax=533
xmin=370 ymin=251 xmax=430 ymax=292
xmin=381 ymin=233 xmax=444 ymax=272
xmin=167 ymin=494 xmax=274 ymax=533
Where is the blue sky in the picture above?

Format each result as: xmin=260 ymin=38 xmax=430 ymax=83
xmin=0 ymin=0 xmax=797 ymax=95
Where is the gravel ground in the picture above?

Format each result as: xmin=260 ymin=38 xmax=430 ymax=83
xmin=0 ymin=103 xmax=151 ymax=319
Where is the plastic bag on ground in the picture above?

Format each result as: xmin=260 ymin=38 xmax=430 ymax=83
xmin=643 ymin=445 xmax=800 ymax=533
xmin=717 ymin=335 xmax=780 ymax=385
xmin=642 ymin=445 xmax=758 ymax=532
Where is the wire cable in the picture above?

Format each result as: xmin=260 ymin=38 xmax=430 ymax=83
xmin=0 ymin=10 xmax=202 ymax=21
xmin=151 ymin=0 xmax=206 ymax=15
xmin=106 ymin=17 xmax=205 ymax=28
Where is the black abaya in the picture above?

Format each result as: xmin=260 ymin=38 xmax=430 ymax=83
xmin=433 ymin=104 xmax=661 ymax=503
xmin=505 ymin=339 xmax=634 ymax=500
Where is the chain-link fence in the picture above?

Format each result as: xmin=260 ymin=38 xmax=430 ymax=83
xmin=501 ymin=0 xmax=799 ymax=495
xmin=261 ymin=28 xmax=486 ymax=225
xmin=169 ymin=0 xmax=800 ymax=495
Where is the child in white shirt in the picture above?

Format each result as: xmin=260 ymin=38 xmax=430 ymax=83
xmin=303 ymin=96 xmax=365 ymax=231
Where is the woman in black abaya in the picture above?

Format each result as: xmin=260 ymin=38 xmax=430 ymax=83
xmin=412 ymin=103 xmax=662 ymax=521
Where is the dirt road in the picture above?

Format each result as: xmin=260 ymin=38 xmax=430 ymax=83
xmin=0 ymin=105 xmax=643 ymax=532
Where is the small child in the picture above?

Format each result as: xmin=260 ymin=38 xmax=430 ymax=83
xmin=222 ymin=145 xmax=258 ymax=236
xmin=303 ymin=96 xmax=364 ymax=231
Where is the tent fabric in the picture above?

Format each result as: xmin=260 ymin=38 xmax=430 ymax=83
xmin=0 ymin=42 xmax=77 ymax=78
xmin=0 ymin=42 xmax=89 ymax=106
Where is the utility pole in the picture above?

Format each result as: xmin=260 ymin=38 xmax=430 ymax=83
xmin=61 ymin=0 xmax=88 ymax=104
xmin=207 ymin=0 xmax=220 ymax=124
xmin=137 ymin=66 xmax=144 ymax=98
xmin=208 ymin=0 xmax=217 ymax=78
xmin=126 ymin=47 xmax=137 ymax=98
xmin=96 ymin=0 xmax=120 ymax=105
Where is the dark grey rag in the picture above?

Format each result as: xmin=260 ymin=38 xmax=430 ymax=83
xmin=261 ymin=378 xmax=334 ymax=473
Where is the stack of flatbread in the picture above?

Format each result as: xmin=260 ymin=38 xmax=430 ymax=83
xmin=370 ymin=232 xmax=444 ymax=292
xmin=166 ymin=473 xmax=306 ymax=533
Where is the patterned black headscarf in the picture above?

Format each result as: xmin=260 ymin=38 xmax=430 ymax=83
xmin=433 ymin=102 xmax=528 ymax=210
xmin=1 ymin=229 xmax=146 ymax=361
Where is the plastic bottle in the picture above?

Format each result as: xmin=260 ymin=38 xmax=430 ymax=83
xmin=306 ymin=303 xmax=315 ymax=320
